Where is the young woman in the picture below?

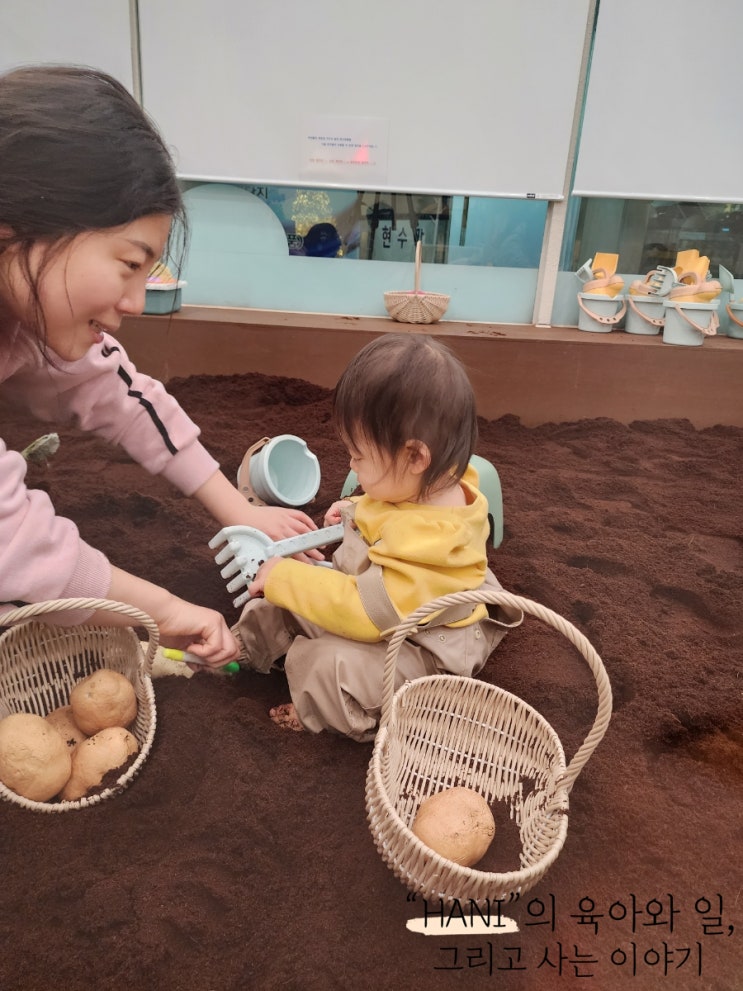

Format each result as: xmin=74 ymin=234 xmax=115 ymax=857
xmin=234 ymin=332 xmax=522 ymax=738
xmin=0 ymin=64 xmax=316 ymax=666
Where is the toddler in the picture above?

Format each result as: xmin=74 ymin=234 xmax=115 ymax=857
xmin=235 ymin=332 xmax=522 ymax=740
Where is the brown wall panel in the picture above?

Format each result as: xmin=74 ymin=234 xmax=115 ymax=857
xmin=119 ymin=308 xmax=743 ymax=428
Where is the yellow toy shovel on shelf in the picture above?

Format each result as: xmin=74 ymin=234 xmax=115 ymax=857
xmin=578 ymin=252 xmax=624 ymax=297
xmin=669 ymin=252 xmax=721 ymax=303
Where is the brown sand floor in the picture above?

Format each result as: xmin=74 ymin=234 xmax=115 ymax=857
xmin=0 ymin=371 xmax=741 ymax=990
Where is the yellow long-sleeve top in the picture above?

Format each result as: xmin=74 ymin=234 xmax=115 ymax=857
xmin=263 ymin=465 xmax=489 ymax=641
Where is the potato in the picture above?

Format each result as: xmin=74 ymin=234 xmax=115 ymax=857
xmin=61 ymin=726 xmax=139 ymax=801
xmin=411 ymin=786 xmax=495 ymax=867
xmin=45 ymin=705 xmax=88 ymax=752
xmin=69 ymin=669 xmax=137 ymax=736
xmin=0 ymin=712 xmax=72 ymax=802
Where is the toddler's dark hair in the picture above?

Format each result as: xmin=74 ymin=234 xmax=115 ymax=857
xmin=332 ymin=332 xmax=477 ymax=497
xmin=0 ymin=64 xmax=185 ymax=343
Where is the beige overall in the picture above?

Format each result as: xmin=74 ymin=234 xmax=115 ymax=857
xmin=233 ymin=512 xmax=522 ymax=742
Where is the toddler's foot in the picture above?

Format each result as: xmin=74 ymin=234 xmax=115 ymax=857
xmin=269 ymin=702 xmax=304 ymax=732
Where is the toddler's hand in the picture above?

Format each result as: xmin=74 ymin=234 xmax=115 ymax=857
xmin=323 ymin=499 xmax=352 ymax=527
xmin=247 ymin=556 xmax=282 ymax=598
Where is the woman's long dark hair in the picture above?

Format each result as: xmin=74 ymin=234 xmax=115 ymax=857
xmin=0 ymin=64 xmax=186 ymax=344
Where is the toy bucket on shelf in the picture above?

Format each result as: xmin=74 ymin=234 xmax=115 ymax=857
xmin=144 ymin=261 xmax=186 ymax=315
xmin=716 ymin=265 xmax=737 ymax=336
xmin=625 ymin=294 xmax=664 ymax=335
xmin=575 ymin=253 xmax=624 ymax=297
xmin=577 ymin=293 xmax=627 ymax=333
xmin=366 ymin=589 xmax=612 ymax=906
xmin=237 ymin=435 xmax=321 ymax=508
xmin=725 ymin=298 xmax=743 ymax=339
xmin=0 ymin=598 xmax=158 ymax=813
xmin=143 ymin=281 xmax=186 ymax=315
xmin=662 ymin=300 xmax=719 ymax=347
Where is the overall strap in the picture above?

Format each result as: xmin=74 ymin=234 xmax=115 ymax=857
xmin=355 ymin=563 xmax=474 ymax=637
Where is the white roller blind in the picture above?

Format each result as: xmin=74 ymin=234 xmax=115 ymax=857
xmin=138 ymin=0 xmax=592 ymax=199
xmin=0 ymin=0 xmax=134 ymax=92
xmin=573 ymin=0 xmax=743 ymax=202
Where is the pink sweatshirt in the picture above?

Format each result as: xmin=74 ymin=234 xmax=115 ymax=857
xmin=1 ymin=324 xmax=218 ymax=617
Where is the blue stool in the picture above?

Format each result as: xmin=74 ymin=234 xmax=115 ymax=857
xmin=470 ymin=454 xmax=504 ymax=548
xmin=340 ymin=454 xmax=503 ymax=548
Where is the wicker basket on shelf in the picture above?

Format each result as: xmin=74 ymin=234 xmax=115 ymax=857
xmin=384 ymin=238 xmax=450 ymax=324
xmin=0 ymin=598 xmax=158 ymax=813
xmin=365 ymin=589 xmax=612 ymax=906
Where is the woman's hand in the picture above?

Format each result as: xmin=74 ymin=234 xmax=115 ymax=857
xmin=193 ymin=471 xmax=323 ymax=560
xmin=154 ymin=597 xmax=240 ymax=668
xmin=250 ymin=505 xmax=320 ymax=541
xmin=104 ymin=566 xmax=239 ymax=669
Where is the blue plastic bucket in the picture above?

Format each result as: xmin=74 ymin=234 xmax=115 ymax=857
xmin=625 ymin=294 xmax=664 ymax=335
xmin=726 ymin=301 xmax=743 ymax=339
xmin=577 ymin=293 xmax=626 ymax=333
xmin=249 ymin=435 xmax=321 ymax=507
xmin=662 ymin=301 xmax=719 ymax=347
xmin=143 ymin=281 xmax=186 ymax=314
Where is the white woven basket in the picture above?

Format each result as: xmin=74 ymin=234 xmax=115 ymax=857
xmin=366 ymin=589 xmax=612 ymax=905
xmin=0 ymin=598 xmax=158 ymax=813
xmin=384 ymin=238 xmax=450 ymax=324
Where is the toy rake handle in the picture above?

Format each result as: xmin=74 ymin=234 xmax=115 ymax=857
xmin=0 ymin=597 xmax=160 ymax=677
xmin=266 ymin=522 xmax=345 ymax=559
xmin=380 ymin=589 xmax=612 ymax=796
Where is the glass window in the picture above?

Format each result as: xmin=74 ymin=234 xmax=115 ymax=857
xmin=235 ymin=184 xmax=548 ymax=268
xmin=565 ymin=197 xmax=743 ymax=278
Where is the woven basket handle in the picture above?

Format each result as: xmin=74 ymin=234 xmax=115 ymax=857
xmin=726 ymin=302 xmax=743 ymax=328
xmin=0 ymin=598 xmax=160 ymax=677
xmin=379 ymin=589 xmax=612 ymax=795
xmin=628 ymin=294 xmax=664 ymax=327
xmin=577 ymin=293 xmax=627 ymax=326
xmin=413 ymin=237 xmax=422 ymax=292
xmin=671 ymin=303 xmax=719 ymax=337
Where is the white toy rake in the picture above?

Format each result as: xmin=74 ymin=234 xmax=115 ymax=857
xmin=209 ymin=523 xmax=344 ymax=608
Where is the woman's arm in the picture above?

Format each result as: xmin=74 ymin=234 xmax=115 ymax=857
xmin=102 ymin=566 xmax=239 ymax=666
xmin=0 ymin=441 xmax=110 ymax=614
xmin=0 ymin=443 xmax=238 ymax=663
xmin=5 ymin=334 xmax=220 ymax=495
xmin=10 ymin=339 xmax=320 ymax=540
xmin=193 ymin=470 xmax=317 ymax=539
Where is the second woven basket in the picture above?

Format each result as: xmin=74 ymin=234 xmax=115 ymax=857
xmin=366 ymin=589 xmax=612 ymax=906
xmin=384 ymin=238 xmax=450 ymax=324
